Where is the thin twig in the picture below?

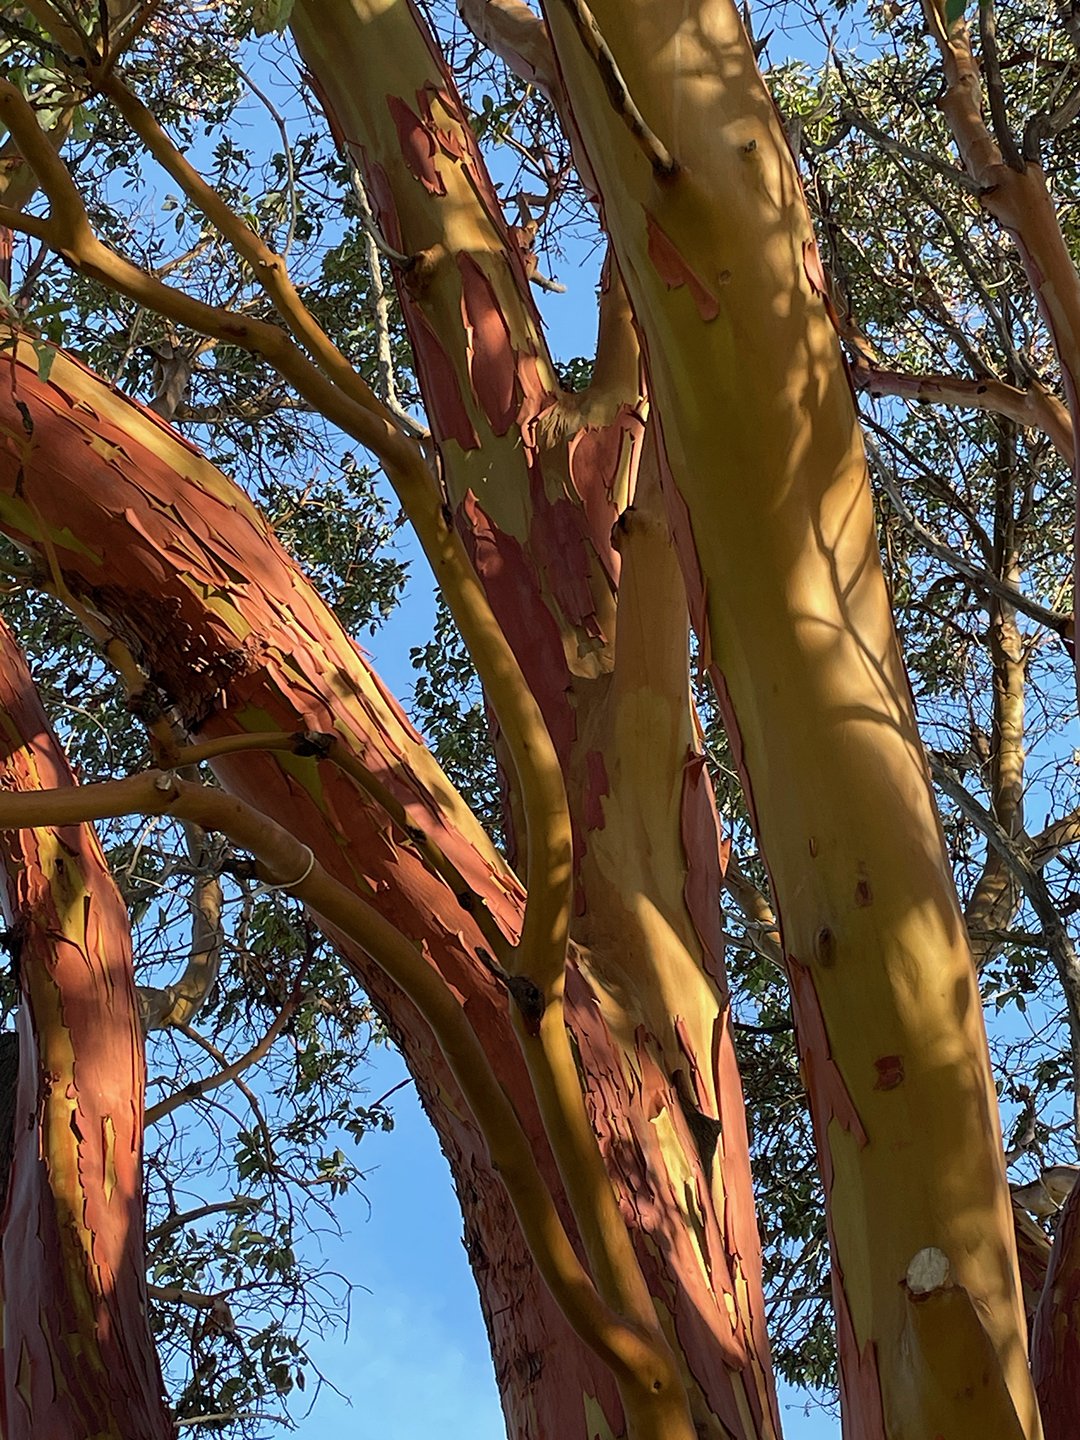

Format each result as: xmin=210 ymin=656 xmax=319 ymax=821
xmin=348 ymin=167 xmax=429 ymax=440
xmin=933 ymin=759 xmax=1080 ymax=1150
xmin=864 ymin=432 xmax=1072 ymax=638
xmin=978 ymin=0 xmax=1024 ymax=171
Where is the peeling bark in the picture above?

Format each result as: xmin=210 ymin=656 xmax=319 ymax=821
xmin=0 ymin=617 xmax=172 ymax=1440
xmin=291 ymin=3 xmax=779 ymax=1432
xmin=538 ymin=0 xmax=1039 ymax=1435
xmin=1032 ymin=1178 xmax=1080 ymax=1440
xmin=0 ymin=334 xmax=778 ymax=1437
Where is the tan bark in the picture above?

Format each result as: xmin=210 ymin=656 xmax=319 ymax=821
xmin=0 ymin=617 xmax=172 ymax=1440
xmin=537 ymin=0 xmax=1039 ymax=1435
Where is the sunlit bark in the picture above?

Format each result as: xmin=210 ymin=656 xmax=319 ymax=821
xmin=537 ymin=0 xmax=1039 ymax=1435
xmin=291 ymin=2 xmax=778 ymax=1434
xmin=0 ymin=617 xmax=172 ymax=1440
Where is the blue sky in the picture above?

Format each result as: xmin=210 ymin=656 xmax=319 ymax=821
xmin=291 ymin=1045 xmax=839 ymax=1440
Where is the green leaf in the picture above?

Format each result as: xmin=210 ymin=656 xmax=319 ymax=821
xmin=944 ymin=0 xmax=966 ymax=23
xmin=32 ymin=341 xmax=55 ymax=385
xmin=250 ymin=0 xmax=295 ymax=35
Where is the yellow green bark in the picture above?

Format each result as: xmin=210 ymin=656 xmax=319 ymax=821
xmin=538 ymin=1 xmax=1039 ymax=1435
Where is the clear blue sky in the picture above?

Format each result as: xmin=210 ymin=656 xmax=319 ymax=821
xmin=293 ymin=1046 xmax=839 ymax=1440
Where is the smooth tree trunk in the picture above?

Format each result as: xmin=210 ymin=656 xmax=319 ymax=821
xmin=0 ymin=334 xmax=776 ymax=1438
xmin=291 ymin=3 xmax=778 ymax=1434
xmin=536 ymin=1 xmax=1039 ymax=1436
xmin=0 ymin=617 xmax=172 ymax=1440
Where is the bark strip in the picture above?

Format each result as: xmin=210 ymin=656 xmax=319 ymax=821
xmin=0 ymin=617 xmax=172 ymax=1440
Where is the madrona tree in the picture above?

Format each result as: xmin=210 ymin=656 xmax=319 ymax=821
xmin=0 ymin=1 xmax=1079 ymax=1437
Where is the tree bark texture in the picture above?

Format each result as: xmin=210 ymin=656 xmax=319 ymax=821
xmin=1031 ymin=1179 xmax=1080 ymax=1440
xmin=536 ymin=1 xmax=1040 ymax=1435
xmin=0 ymin=616 xmax=172 ymax=1440
xmin=291 ymin=3 xmax=778 ymax=1435
xmin=0 ymin=335 xmax=777 ymax=1438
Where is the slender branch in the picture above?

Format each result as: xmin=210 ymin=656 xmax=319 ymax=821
xmin=722 ymin=850 xmax=784 ymax=972
xmin=851 ymin=360 xmax=1074 ymax=463
xmin=145 ymin=989 xmax=301 ymax=1127
xmin=841 ymin=107 xmax=979 ymax=191
xmin=174 ymin=1412 xmax=284 ymax=1430
xmin=147 ymin=1197 xmax=260 ymax=1244
xmin=140 ymin=836 xmax=223 ymax=1030
xmin=0 ymin=768 xmax=665 ymax=1390
xmin=181 ymin=1029 xmax=279 ymax=1172
xmin=964 ymin=496 xmax=1027 ymax=967
xmin=346 ymin=162 xmax=411 ymax=267
xmin=228 ymin=59 xmax=298 ymax=258
xmin=145 ymin=1283 xmax=235 ymax=1322
xmin=978 ymin=0 xmax=1024 ymax=171
xmin=17 ymin=0 xmax=92 ymax=60
xmin=933 ymin=760 xmax=1080 ymax=1149
xmin=347 ymin=165 xmax=429 ymax=439
xmin=1033 ymin=808 xmax=1080 ymax=867
xmin=103 ymin=1 xmax=164 ymax=73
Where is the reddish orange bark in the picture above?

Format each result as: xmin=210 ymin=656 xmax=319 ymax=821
xmin=1031 ymin=1184 xmax=1080 ymax=1440
xmin=0 ymin=336 xmax=775 ymax=1437
xmin=291 ymin=5 xmax=777 ymax=1433
xmin=0 ymin=617 xmax=171 ymax=1440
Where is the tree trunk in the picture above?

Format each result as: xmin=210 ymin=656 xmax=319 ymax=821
xmin=0 ymin=617 xmax=172 ymax=1440
xmin=0 ymin=335 xmax=777 ymax=1437
xmin=291 ymin=2 xmax=778 ymax=1434
xmin=537 ymin=1 xmax=1039 ymax=1435
xmin=1031 ymin=1180 xmax=1080 ymax=1440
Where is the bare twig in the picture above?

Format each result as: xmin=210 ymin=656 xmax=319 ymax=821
xmin=348 ymin=167 xmax=429 ymax=440
xmin=148 ymin=1197 xmax=260 ymax=1244
xmin=978 ymin=0 xmax=1024 ymax=171
xmin=865 ymin=432 xmax=1072 ymax=638
xmin=933 ymin=759 xmax=1080 ymax=1150
xmin=145 ymin=984 xmax=303 ymax=1127
xmin=852 ymin=360 xmax=1073 ymax=464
